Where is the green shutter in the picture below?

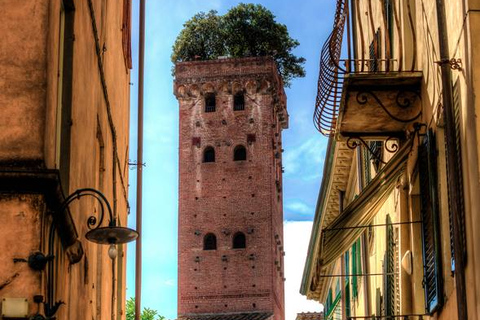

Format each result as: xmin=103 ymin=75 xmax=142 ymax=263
xmin=344 ymin=252 xmax=351 ymax=317
xmin=352 ymin=239 xmax=361 ymax=298
xmin=419 ymin=129 xmax=443 ymax=313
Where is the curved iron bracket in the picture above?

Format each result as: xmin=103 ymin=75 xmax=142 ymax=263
xmin=356 ymin=90 xmax=422 ymax=123
xmin=59 ymin=188 xmax=115 ymax=229
xmin=346 ymin=137 xmax=394 ymax=165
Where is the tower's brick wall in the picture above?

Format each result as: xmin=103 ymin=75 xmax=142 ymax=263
xmin=175 ymin=57 xmax=287 ymax=320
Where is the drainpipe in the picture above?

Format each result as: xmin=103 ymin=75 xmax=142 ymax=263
xmin=135 ymin=0 xmax=146 ymax=319
xmin=435 ymin=1 xmax=468 ymax=319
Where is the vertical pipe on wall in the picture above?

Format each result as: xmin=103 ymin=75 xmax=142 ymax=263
xmin=435 ymin=1 xmax=468 ymax=319
xmin=135 ymin=0 xmax=146 ymax=319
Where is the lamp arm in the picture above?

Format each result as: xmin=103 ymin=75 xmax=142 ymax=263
xmin=59 ymin=188 xmax=115 ymax=229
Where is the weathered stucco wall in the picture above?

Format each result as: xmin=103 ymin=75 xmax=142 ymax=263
xmin=0 ymin=195 xmax=43 ymax=315
xmin=0 ymin=1 xmax=49 ymax=163
xmin=1 ymin=0 xmax=131 ymax=319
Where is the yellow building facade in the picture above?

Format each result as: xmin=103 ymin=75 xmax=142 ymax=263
xmin=301 ymin=1 xmax=480 ymax=319
xmin=1 ymin=1 xmax=133 ymax=319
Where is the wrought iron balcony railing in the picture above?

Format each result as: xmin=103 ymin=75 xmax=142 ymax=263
xmin=314 ymin=0 xmax=418 ymax=136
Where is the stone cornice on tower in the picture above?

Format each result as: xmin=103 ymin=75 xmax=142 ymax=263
xmin=174 ymin=56 xmax=288 ymax=129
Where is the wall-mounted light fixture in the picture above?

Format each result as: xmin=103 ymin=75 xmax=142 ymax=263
xmin=62 ymin=188 xmax=138 ymax=254
xmin=41 ymin=188 xmax=138 ymax=319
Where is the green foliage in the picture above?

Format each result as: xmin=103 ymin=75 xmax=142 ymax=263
xmin=126 ymin=297 xmax=165 ymax=320
xmin=172 ymin=3 xmax=305 ymax=87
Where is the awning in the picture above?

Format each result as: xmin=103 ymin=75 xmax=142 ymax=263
xmin=317 ymin=138 xmax=412 ymax=267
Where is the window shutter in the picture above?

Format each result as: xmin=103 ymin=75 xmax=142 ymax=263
xmin=344 ymin=251 xmax=351 ymax=317
xmin=363 ymin=146 xmax=371 ymax=185
xmin=419 ymin=129 xmax=443 ymax=313
xmin=352 ymin=239 xmax=361 ymax=298
xmin=385 ymin=215 xmax=396 ymax=317
xmin=448 ymin=80 xmax=466 ymax=271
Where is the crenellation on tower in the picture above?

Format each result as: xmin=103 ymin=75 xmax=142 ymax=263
xmin=176 ymin=56 xmax=286 ymax=320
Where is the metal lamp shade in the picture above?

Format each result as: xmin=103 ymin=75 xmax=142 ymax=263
xmin=85 ymin=226 xmax=138 ymax=244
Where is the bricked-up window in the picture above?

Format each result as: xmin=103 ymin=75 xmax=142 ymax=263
xmin=234 ymin=145 xmax=247 ymax=161
xmin=205 ymin=93 xmax=216 ymax=112
xmin=203 ymin=147 xmax=215 ymax=162
xmin=204 ymin=233 xmax=217 ymax=250
xmin=233 ymin=232 xmax=246 ymax=249
xmin=234 ymin=92 xmax=245 ymax=111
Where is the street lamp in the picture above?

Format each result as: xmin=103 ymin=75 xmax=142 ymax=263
xmin=62 ymin=188 xmax=138 ymax=248
xmin=38 ymin=188 xmax=138 ymax=319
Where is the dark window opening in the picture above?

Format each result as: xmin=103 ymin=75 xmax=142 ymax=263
xmin=58 ymin=0 xmax=75 ymax=194
xmin=122 ymin=0 xmax=132 ymax=69
xmin=234 ymin=145 xmax=247 ymax=161
xmin=370 ymin=141 xmax=384 ymax=173
xmin=203 ymin=147 xmax=215 ymax=163
xmin=234 ymin=93 xmax=245 ymax=111
xmin=205 ymin=93 xmax=216 ymax=112
xmin=233 ymin=232 xmax=246 ymax=249
xmin=203 ymin=233 xmax=217 ymax=250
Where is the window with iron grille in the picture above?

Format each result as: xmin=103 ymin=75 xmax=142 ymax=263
xmin=203 ymin=146 xmax=215 ymax=163
xmin=234 ymin=92 xmax=245 ymax=111
xmin=419 ymin=130 xmax=443 ymax=313
xmin=448 ymin=80 xmax=466 ymax=272
xmin=204 ymin=233 xmax=217 ymax=250
xmin=204 ymin=93 xmax=216 ymax=112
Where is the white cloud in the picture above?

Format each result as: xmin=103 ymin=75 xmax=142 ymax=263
xmin=283 ymin=137 xmax=325 ymax=178
xmin=162 ymin=279 xmax=176 ymax=287
xmin=284 ymin=221 xmax=324 ymax=320
xmin=285 ymin=201 xmax=312 ymax=215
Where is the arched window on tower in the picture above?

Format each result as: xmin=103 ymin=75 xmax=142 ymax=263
xmin=204 ymin=233 xmax=217 ymax=250
xmin=234 ymin=145 xmax=247 ymax=161
xmin=233 ymin=232 xmax=246 ymax=249
xmin=205 ymin=93 xmax=216 ymax=112
xmin=233 ymin=92 xmax=245 ymax=111
xmin=203 ymin=146 xmax=215 ymax=163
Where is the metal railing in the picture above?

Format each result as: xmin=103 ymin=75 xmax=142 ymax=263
xmin=314 ymin=0 xmax=417 ymax=135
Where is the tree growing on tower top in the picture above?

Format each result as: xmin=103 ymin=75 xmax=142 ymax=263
xmin=171 ymin=3 xmax=306 ymax=87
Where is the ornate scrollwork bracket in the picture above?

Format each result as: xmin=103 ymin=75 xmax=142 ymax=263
xmin=434 ymin=58 xmax=462 ymax=71
xmin=59 ymin=188 xmax=115 ymax=230
xmin=346 ymin=136 xmax=399 ymax=165
xmin=356 ymin=90 xmax=422 ymax=123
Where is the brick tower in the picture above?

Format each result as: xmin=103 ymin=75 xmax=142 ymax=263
xmin=174 ymin=57 xmax=287 ymax=320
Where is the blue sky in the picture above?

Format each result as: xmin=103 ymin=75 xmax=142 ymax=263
xmin=126 ymin=1 xmax=335 ymax=318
